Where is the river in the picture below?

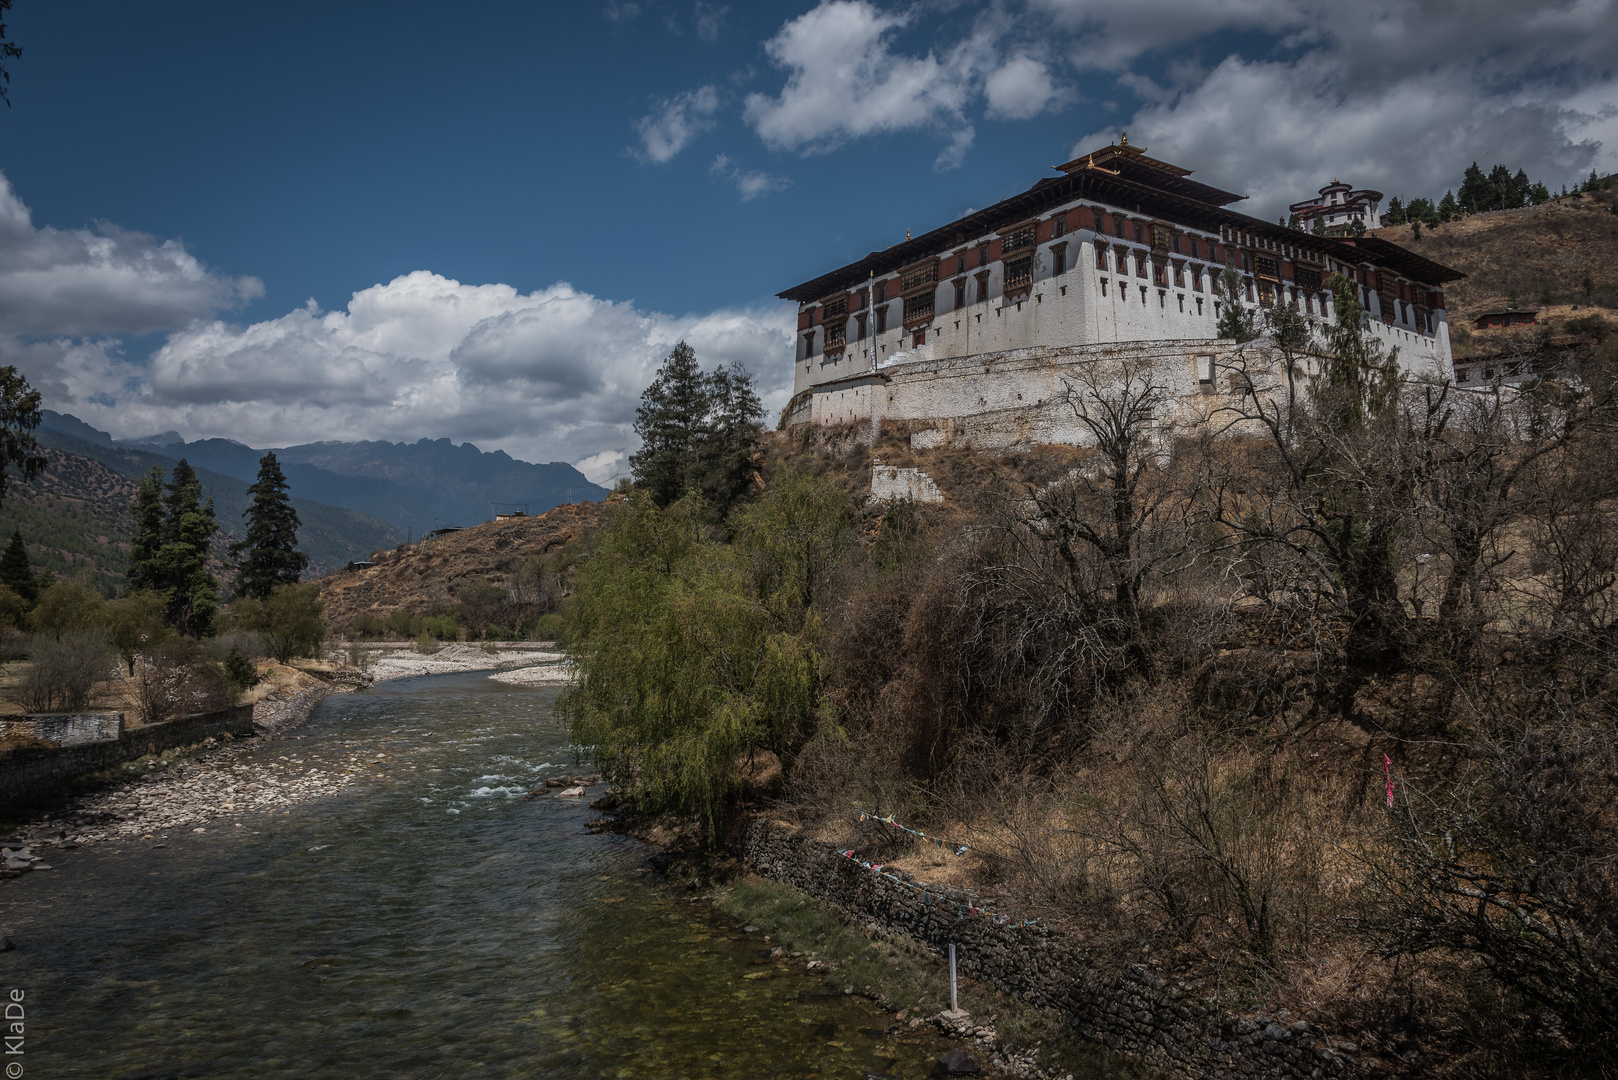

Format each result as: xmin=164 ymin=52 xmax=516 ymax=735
xmin=0 ymin=672 xmax=949 ymax=1078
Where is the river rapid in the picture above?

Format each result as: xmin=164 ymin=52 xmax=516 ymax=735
xmin=0 ymin=672 xmax=949 ymax=1079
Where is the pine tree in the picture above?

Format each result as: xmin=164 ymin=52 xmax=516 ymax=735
xmin=231 ymin=451 xmax=308 ymax=599
xmin=631 ymin=342 xmax=710 ymax=508
xmin=1487 ymin=164 xmax=1522 ymax=210
xmin=629 ymin=341 xmax=764 ymax=517
xmin=1512 ymin=168 xmax=1533 ymax=207
xmin=1384 ymin=196 xmax=1407 ymax=225
xmin=126 ymin=466 xmax=166 ymax=593
xmin=0 ymin=528 xmax=34 ymax=604
xmin=0 ymin=366 xmax=43 ymax=510
xmin=1438 ymin=190 xmax=1459 ymax=221
xmin=1459 ymin=163 xmax=1491 ymax=213
xmin=1585 ymin=170 xmax=1600 ymax=193
xmin=1215 ymin=260 xmax=1258 ymax=343
xmin=155 ymin=459 xmax=219 ymax=636
xmin=1529 ymin=181 xmax=1553 ymax=205
xmin=698 ymin=363 xmax=765 ymax=516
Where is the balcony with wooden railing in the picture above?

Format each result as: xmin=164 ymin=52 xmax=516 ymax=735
xmin=825 ymin=321 xmax=846 ymax=354
xmin=1003 ymin=255 xmax=1033 ymax=297
xmin=903 ymin=293 xmax=934 ymax=328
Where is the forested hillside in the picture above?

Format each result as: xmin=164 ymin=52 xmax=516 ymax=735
xmin=32 ymin=427 xmax=402 ymax=580
xmin=0 ymin=447 xmax=137 ymax=594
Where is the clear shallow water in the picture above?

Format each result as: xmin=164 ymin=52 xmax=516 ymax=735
xmin=0 ymin=673 xmax=947 ymax=1079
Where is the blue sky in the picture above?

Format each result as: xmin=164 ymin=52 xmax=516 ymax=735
xmin=2 ymin=0 xmax=1615 ymax=481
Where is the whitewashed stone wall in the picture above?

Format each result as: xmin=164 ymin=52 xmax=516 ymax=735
xmin=0 ymin=712 xmax=124 ymax=747
xmin=870 ymin=463 xmax=944 ymax=504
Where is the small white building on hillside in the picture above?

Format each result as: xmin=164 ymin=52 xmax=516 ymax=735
xmin=1288 ymin=180 xmax=1383 ymax=235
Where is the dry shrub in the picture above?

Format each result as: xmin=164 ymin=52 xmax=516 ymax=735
xmin=6 ymin=630 xmax=115 ymax=713
xmin=130 ymin=639 xmax=233 ymax=725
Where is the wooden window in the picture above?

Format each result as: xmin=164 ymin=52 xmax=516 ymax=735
xmin=1258 ymin=280 xmax=1275 ymax=307
xmin=822 ymin=296 xmax=847 ymax=320
xmin=913 ymin=330 xmax=926 ymax=348
xmin=1135 ymin=251 xmax=1148 ymax=278
xmin=825 ymin=321 xmax=846 ymax=353
xmin=856 ymin=312 xmax=867 ymax=340
xmin=1051 ymin=242 xmax=1067 ymax=275
xmin=1052 ymin=215 xmax=1066 ymax=238
xmin=1173 ymin=262 xmax=1184 ymax=287
xmin=1134 ymin=223 xmax=1145 ymax=243
xmin=953 ymin=279 xmax=966 ymax=310
xmin=955 ymin=254 xmax=967 ymax=275
xmin=974 ymin=270 xmax=990 ymax=303
xmin=1151 ymin=225 xmax=1171 ymax=251
xmin=1254 ymin=254 xmax=1279 ymax=280
xmin=804 ymin=331 xmax=816 ymax=357
xmin=1293 ymin=266 xmax=1322 ymax=292
xmin=1191 ymin=265 xmax=1203 ymax=291
xmin=1153 ymin=260 xmax=1168 ymax=287
xmin=901 ymin=261 xmax=937 ymax=293
xmin=876 ymin=306 xmax=887 ymax=334
xmin=1001 ymin=224 xmax=1036 ymax=254
xmin=1004 ymin=255 xmax=1033 ymax=295
xmin=1095 ymin=243 xmax=1109 ymax=270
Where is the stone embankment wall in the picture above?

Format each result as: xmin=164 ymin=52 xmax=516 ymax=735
xmin=738 ymin=819 xmax=1385 ymax=1080
xmin=0 ymin=712 xmax=124 ymax=747
xmin=0 ymin=705 xmax=256 ymax=808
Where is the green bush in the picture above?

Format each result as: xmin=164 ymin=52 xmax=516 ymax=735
xmin=222 ymin=648 xmax=260 ymax=691
xmin=263 ymin=583 xmax=325 ymax=662
xmin=350 ymin=610 xmax=459 ymax=641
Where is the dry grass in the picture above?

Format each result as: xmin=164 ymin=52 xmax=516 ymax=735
xmin=1369 ymin=192 xmax=1618 ymax=324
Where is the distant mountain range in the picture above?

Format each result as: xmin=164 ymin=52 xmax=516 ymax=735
xmin=40 ymin=413 xmax=607 ymax=539
xmin=28 ymin=421 xmax=402 ymax=580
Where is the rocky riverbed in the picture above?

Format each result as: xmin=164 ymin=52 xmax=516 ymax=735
xmin=3 ymin=683 xmax=372 ymax=864
xmin=361 ymin=642 xmax=569 ymax=683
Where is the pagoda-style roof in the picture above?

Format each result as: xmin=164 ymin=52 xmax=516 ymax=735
xmin=778 ymin=140 xmax=1463 ymax=302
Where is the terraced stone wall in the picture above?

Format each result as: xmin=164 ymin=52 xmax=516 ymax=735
xmin=737 ymin=818 xmax=1388 ymax=1080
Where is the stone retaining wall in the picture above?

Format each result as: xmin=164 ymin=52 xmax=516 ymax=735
xmin=0 ymin=705 xmax=256 ymax=808
xmin=737 ymin=819 xmax=1387 ymax=1080
xmin=0 ymin=712 xmax=124 ymax=747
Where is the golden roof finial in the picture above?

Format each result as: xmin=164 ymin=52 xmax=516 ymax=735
xmin=1120 ymin=130 xmax=1128 ymax=146
xmin=906 ymin=228 xmax=911 ymax=240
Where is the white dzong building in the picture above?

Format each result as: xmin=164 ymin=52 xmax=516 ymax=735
xmin=778 ymin=138 xmax=1462 ymax=447
xmin=1288 ymin=180 xmax=1384 ymax=234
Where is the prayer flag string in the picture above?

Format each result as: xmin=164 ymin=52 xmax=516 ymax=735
xmin=835 ymin=848 xmax=1036 ymax=927
xmin=852 ymin=808 xmax=971 ymax=856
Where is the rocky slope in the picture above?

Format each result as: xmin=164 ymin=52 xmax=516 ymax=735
xmin=317 ymin=499 xmax=619 ymax=634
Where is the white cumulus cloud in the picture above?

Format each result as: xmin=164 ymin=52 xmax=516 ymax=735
xmin=710 ymin=153 xmax=793 ymax=200
xmin=27 ymin=270 xmax=795 ymax=473
xmin=1062 ymin=0 xmax=1618 ymax=214
xmin=985 ymin=55 xmax=1059 ymax=120
xmin=0 ymin=171 xmax=262 ymax=338
xmin=634 ymin=84 xmax=722 ymax=163
xmin=743 ymin=1 xmax=982 ymax=165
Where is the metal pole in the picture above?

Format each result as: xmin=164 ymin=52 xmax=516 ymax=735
xmin=948 ymin=943 xmax=958 ymax=1012
xmin=869 ymin=270 xmax=876 ymax=372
